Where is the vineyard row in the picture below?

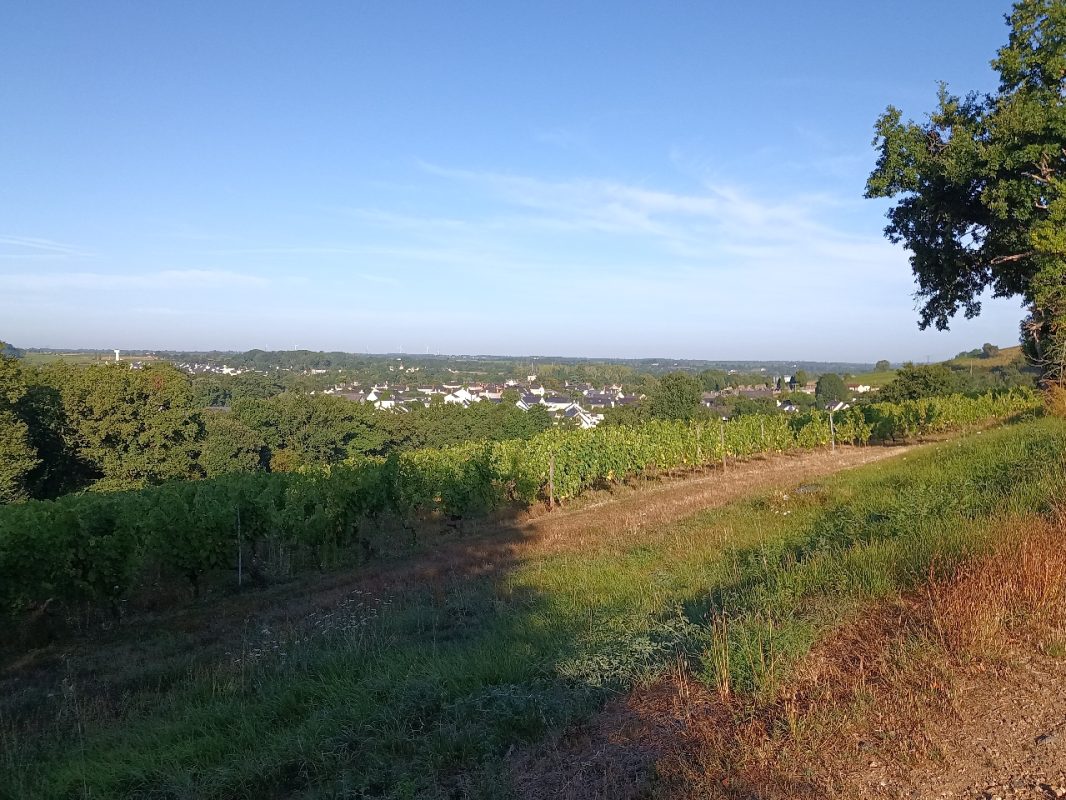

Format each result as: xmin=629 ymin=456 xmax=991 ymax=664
xmin=0 ymin=390 xmax=1039 ymax=617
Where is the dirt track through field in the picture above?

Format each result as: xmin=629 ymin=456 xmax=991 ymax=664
xmin=3 ymin=443 xmax=918 ymax=691
xmin=235 ymin=442 xmax=916 ymax=610
xmin=516 ymin=444 xmax=913 ymax=560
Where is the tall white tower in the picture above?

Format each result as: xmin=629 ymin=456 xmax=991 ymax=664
xmin=113 ymin=350 xmax=121 ymax=362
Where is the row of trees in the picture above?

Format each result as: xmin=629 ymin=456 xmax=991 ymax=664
xmin=1 ymin=349 xmax=1038 ymax=504
xmin=612 ymin=359 xmax=1037 ymax=428
xmin=0 ymin=357 xmax=552 ymax=503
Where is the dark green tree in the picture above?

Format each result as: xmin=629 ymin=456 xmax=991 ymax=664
xmin=879 ymin=363 xmax=961 ymax=402
xmin=601 ymin=403 xmax=648 ymax=427
xmin=700 ymin=369 xmax=730 ymax=392
xmin=647 ymin=372 xmax=703 ymax=421
xmin=815 ymin=373 xmax=847 ymax=404
xmin=866 ymin=0 xmax=1066 ymax=378
xmin=0 ymin=356 xmax=38 ymax=502
xmin=0 ymin=341 xmax=23 ymax=359
xmin=232 ymin=392 xmax=390 ymax=465
xmin=875 ymin=359 xmax=891 ymax=371
xmin=730 ymin=397 xmax=779 ymax=417
xmin=51 ymin=363 xmax=204 ymax=491
xmin=198 ymin=412 xmax=267 ymax=477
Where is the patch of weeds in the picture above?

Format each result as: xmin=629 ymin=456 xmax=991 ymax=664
xmin=1043 ymin=638 xmax=1066 ymax=659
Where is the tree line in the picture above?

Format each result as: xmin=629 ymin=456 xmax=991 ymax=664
xmin=0 ymin=357 xmax=551 ymax=504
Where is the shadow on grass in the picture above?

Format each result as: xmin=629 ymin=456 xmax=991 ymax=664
xmin=4 ymin=418 xmax=1064 ymax=800
xmin=1 ymin=504 xmax=618 ymax=799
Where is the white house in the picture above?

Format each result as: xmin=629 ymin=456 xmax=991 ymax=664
xmin=444 ymin=388 xmax=479 ymax=406
xmin=562 ymin=403 xmax=603 ymax=429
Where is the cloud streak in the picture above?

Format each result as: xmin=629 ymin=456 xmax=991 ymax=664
xmin=394 ymin=161 xmax=905 ymax=280
xmin=1 ymin=269 xmax=270 ymax=291
xmin=0 ymin=235 xmax=92 ymax=259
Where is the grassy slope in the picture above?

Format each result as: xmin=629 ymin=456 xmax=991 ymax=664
xmin=851 ymin=344 xmax=1027 ymax=387
xmin=4 ymin=416 xmax=1065 ymax=799
xmin=947 ymin=344 xmax=1024 ymax=369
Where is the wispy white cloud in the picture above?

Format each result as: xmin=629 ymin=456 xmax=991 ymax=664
xmin=0 ymin=235 xmax=92 ymax=259
xmin=1 ymin=269 xmax=270 ymax=291
xmin=409 ymin=160 xmax=900 ymax=274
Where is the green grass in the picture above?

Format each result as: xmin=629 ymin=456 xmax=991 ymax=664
xmin=5 ymin=417 xmax=1066 ymax=799
xmin=19 ymin=352 xmax=159 ymax=366
xmin=847 ymin=369 xmax=897 ymax=387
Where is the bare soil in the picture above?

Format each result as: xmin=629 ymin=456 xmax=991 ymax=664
xmin=853 ymin=653 xmax=1066 ymax=799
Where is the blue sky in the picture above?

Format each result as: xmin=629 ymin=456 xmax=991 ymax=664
xmin=0 ymin=1 xmax=1027 ymax=361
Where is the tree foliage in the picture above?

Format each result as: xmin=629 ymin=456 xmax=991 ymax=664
xmin=0 ymin=357 xmax=39 ymax=503
xmin=53 ymin=364 xmax=205 ymax=491
xmin=815 ymin=373 xmax=847 ymax=404
xmin=198 ymin=413 xmax=267 ymax=477
xmin=0 ymin=341 xmax=23 ymax=359
xmin=647 ymin=372 xmax=703 ymax=421
xmin=0 ymin=390 xmax=1038 ymax=617
xmin=866 ymin=0 xmax=1066 ymax=377
xmin=878 ymin=363 xmax=960 ymax=402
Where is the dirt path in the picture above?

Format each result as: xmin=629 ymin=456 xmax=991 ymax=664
xmin=247 ymin=443 xmax=916 ymax=605
xmin=3 ymin=443 xmax=917 ymax=691
xmin=851 ymin=655 xmax=1066 ymax=799
xmin=518 ymin=443 xmax=910 ymax=559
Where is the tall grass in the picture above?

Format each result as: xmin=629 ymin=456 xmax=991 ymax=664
xmin=4 ymin=418 xmax=1065 ymax=799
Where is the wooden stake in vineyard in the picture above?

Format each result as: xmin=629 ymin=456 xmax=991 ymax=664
xmin=829 ymin=410 xmax=836 ymax=453
xmin=720 ymin=418 xmax=727 ymax=471
xmin=548 ymin=452 xmax=555 ymax=511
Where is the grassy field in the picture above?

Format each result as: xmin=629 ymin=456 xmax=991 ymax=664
xmin=946 ymin=344 xmax=1025 ymax=369
xmin=847 ymin=368 xmax=896 ymax=386
xmin=3 ymin=415 xmax=1064 ymax=798
xmin=20 ymin=352 xmax=160 ymax=366
xmin=850 ymin=344 xmax=1029 ymax=388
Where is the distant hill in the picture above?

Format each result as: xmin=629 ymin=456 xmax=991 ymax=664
xmin=945 ymin=344 xmax=1025 ymax=370
xmin=850 ymin=344 xmax=1032 ymax=389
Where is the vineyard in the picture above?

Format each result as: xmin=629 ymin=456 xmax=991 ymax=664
xmin=0 ymin=390 xmax=1038 ymax=619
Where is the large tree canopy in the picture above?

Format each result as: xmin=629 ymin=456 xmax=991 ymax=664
xmin=647 ymin=372 xmax=703 ymax=421
xmin=866 ymin=0 xmax=1066 ymax=376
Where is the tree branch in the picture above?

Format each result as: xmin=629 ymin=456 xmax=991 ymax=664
xmin=989 ymin=252 xmax=1033 ymax=265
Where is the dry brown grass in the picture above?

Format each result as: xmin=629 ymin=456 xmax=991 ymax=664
xmin=925 ymin=512 xmax=1066 ymax=656
xmin=630 ymin=515 xmax=1066 ymax=799
xmin=1045 ymin=384 xmax=1066 ymax=419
